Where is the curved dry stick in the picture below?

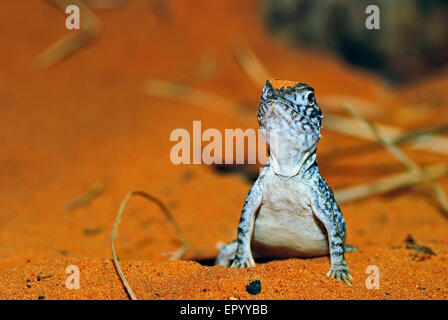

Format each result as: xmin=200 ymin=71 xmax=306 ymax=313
xmin=111 ymin=191 xmax=190 ymax=300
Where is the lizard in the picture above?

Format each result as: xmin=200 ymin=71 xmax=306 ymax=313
xmin=215 ymin=79 xmax=353 ymax=285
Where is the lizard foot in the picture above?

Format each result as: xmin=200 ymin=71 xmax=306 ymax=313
xmin=326 ymin=263 xmax=353 ymax=286
xmin=230 ymin=255 xmax=256 ymax=268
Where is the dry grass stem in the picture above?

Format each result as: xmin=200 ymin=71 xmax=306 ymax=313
xmin=144 ymin=79 xmax=247 ymax=117
xmin=38 ymin=0 xmax=100 ymax=69
xmin=344 ymin=104 xmax=448 ymax=216
xmin=335 ymin=163 xmax=448 ymax=204
xmin=111 ymin=191 xmax=190 ymax=300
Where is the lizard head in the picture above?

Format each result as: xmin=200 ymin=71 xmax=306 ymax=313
xmin=257 ymin=79 xmax=323 ymax=177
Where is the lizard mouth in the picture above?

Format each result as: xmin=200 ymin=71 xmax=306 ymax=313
xmin=258 ymin=99 xmax=321 ymax=133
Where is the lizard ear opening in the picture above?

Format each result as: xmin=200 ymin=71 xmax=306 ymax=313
xmin=306 ymin=92 xmax=315 ymax=105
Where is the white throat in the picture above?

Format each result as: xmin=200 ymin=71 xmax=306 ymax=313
xmin=269 ymin=139 xmax=315 ymax=179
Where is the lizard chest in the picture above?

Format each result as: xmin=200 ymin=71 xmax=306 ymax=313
xmin=252 ymin=173 xmax=329 ymax=257
xmin=260 ymin=177 xmax=311 ymax=215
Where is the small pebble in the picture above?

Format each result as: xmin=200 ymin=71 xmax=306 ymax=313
xmin=246 ymin=280 xmax=261 ymax=295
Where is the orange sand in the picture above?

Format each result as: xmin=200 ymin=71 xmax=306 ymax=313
xmin=0 ymin=0 xmax=447 ymax=300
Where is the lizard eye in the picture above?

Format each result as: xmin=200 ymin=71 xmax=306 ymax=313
xmin=306 ymin=92 xmax=315 ymax=105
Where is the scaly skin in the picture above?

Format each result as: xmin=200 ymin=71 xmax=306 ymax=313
xmin=216 ymin=79 xmax=353 ymax=285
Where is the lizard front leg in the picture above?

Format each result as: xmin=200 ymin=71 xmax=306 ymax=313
xmin=230 ymin=180 xmax=263 ymax=268
xmin=310 ymin=189 xmax=352 ymax=285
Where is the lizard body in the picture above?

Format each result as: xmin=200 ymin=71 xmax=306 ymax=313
xmin=216 ymin=79 xmax=352 ymax=285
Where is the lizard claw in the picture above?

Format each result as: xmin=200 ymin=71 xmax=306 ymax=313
xmin=326 ymin=263 xmax=353 ymax=286
xmin=230 ymin=255 xmax=256 ymax=268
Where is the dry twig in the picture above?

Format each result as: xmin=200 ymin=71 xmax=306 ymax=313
xmin=65 ymin=182 xmax=104 ymax=212
xmin=111 ymin=191 xmax=190 ymax=300
xmin=38 ymin=0 xmax=100 ymax=69
xmin=344 ymin=104 xmax=448 ymax=216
